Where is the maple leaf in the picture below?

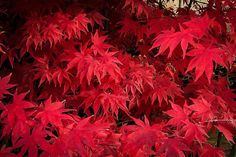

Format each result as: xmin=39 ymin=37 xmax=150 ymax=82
xmin=56 ymin=12 xmax=90 ymax=39
xmin=118 ymin=17 xmax=147 ymax=39
xmin=150 ymin=26 xmax=196 ymax=59
xmin=88 ymin=11 xmax=108 ymax=28
xmin=186 ymin=44 xmax=226 ymax=83
xmin=181 ymin=121 xmax=208 ymax=145
xmin=0 ymin=73 xmax=15 ymax=100
xmin=200 ymin=145 xmax=224 ymax=157
xmin=0 ymin=146 xmax=16 ymax=157
xmin=40 ymin=134 xmax=68 ymax=157
xmin=97 ymin=50 xmax=123 ymax=83
xmin=121 ymin=116 xmax=165 ymax=156
xmin=144 ymin=75 xmax=183 ymax=105
xmin=91 ymin=31 xmax=113 ymax=55
xmin=42 ymin=23 xmax=62 ymax=47
xmin=73 ymin=13 xmax=91 ymax=37
xmin=158 ymin=138 xmax=190 ymax=157
xmin=0 ymin=91 xmax=35 ymax=143
xmin=56 ymin=13 xmax=79 ymax=39
xmin=197 ymin=88 xmax=228 ymax=111
xmin=165 ymin=102 xmax=190 ymax=126
xmin=81 ymin=84 xmax=129 ymax=117
xmin=216 ymin=124 xmax=235 ymax=143
xmin=35 ymin=97 xmax=74 ymax=128
xmin=52 ymin=67 xmax=72 ymax=87
xmin=64 ymin=117 xmax=112 ymax=156
xmin=22 ymin=17 xmax=43 ymax=51
xmin=14 ymin=126 xmax=50 ymax=157
xmin=189 ymin=97 xmax=214 ymax=122
xmin=122 ymin=60 xmax=155 ymax=98
xmin=183 ymin=14 xmax=219 ymax=38
xmin=123 ymin=0 xmax=149 ymax=17
xmin=33 ymin=56 xmax=52 ymax=87
xmin=118 ymin=17 xmax=139 ymax=37
xmin=66 ymin=44 xmax=123 ymax=85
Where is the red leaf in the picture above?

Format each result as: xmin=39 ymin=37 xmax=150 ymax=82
xmin=91 ymin=31 xmax=113 ymax=55
xmin=165 ymin=102 xmax=190 ymax=126
xmin=123 ymin=0 xmax=149 ymax=17
xmin=35 ymin=97 xmax=74 ymax=128
xmin=150 ymin=26 xmax=196 ymax=59
xmin=14 ymin=127 xmax=50 ymax=157
xmin=200 ymin=145 xmax=224 ymax=157
xmin=121 ymin=117 xmax=165 ymax=156
xmin=181 ymin=121 xmax=208 ymax=145
xmin=0 ymin=91 xmax=35 ymax=142
xmin=158 ymin=138 xmax=190 ymax=157
xmin=0 ymin=74 xmax=15 ymax=100
xmin=186 ymin=44 xmax=226 ymax=83
xmin=216 ymin=124 xmax=234 ymax=143
xmin=189 ymin=97 xmax=214 ymax=122
xmin=42 ymin=24 xmax=62 ymax=47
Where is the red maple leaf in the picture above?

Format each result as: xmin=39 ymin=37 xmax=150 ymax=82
xmin=181 ymin=121 xmax=208 ymax=145
xmin=186 ymin=44 xmax=226 ymax=83
xmin=165 ymin=102 xmax=190 ymax=126
xmin=121 ymin=116 xmax=165 ymax=156
xmin=0 ymin=74 xmax=15 ymax=100
xmin=0 ymin=146 xmax=16 ymax=157
xmin=189 ymin=97 xmax=215 ymax=122
xmin=42 ymin=23 xmax=62 ymax=47
xmin=88 ymin=11 xmax=108 ymax=28
xmin=35 ymin=97 xmax=74 ymax=128
xmin=216 ymin=124 xmax=235 ymax=143
xmin=91 ymin=31 xmax=113 ymax=55
xmin=0 ymin=91 xmax=35 ymax=143
xmin=80 ymin=83 xmax=129 ymax=116
xmin=123 ymin=60 xmax=154 ymax=97
xmin=65 ymin=117 xmax=112 ymax=156
xmin=14 ymin=126 xmax=50 ymax=157
xmin=200 ymin=144 xmax=224 ymax=157
xmin=144 ymin=75 xmax=182 ymax=105
xmin=158 ymin=138 xmax=190 ymax=157
xmin=123 ymin=0 xmax=149 ymax=17
xmin=150 ymin=26 xmax=196 ymax=59
xmin=33 ymin=56 xmax=52 ymax=87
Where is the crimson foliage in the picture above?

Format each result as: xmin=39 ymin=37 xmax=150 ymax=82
xmin=0 ymin=0 xmax=236 ymax=156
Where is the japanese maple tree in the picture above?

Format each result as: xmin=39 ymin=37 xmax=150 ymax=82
xmin=0 ymin=0 xmax=236 ymax=156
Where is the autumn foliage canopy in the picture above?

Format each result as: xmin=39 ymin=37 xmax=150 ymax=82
xmin=0 ymin=0 xmax=236 ymax=156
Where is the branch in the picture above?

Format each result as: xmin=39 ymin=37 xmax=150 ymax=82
xmin=188 ymin=0 xmax=193 ymax=9
xmin=198 ymin=119 xmax=236 ymax=124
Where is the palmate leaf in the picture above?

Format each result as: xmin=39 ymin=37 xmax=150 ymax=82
xmin=150 ymin=26 xmax=196 ymax=59
xmin=14 ymin=127 xmax=50 ymax=157
xmin=164 ymin=102 xmax=190 ymax=126
xmin=0 ymin=74 xmax=15 ymax=100
xmin=189 ymin=97 xmax=215 ymax=122
xmin=181 ymin=121 xmax=209 ymax=145
xmin=186 ymin=44 xmax=226 ymax=83
xmin=158 ymin=138 xmax=190 ymax=157
xmin=35 ymin=97 xmax=74 ymax=128
xmin=200 ymin=144 xmax=225 ymax=157
xmin=0 ymin=91 xmax=35 ymax=143
xmin=121 ymin=116 xmax=165 ymax=156
xmin=123 ymin=0 xmax=149 ymax=17
xmin=143 ymin=75 xmax=183 ymax=105
xmin=66 ymin=43 xmax=123 ymax=85
xmin=80 ymin=83 xmax=129 ymax=117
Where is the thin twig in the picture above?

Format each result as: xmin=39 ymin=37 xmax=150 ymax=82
xmin=198 ymin=119 xmax=236 ymax=124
